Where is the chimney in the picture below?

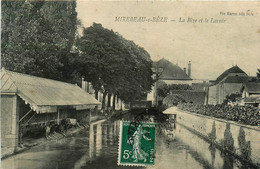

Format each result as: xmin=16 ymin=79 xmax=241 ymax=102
xmin=188 ymin=61 xmax=191 ymax=77
xmin=183 ymin=67 xmax=187 ymax=74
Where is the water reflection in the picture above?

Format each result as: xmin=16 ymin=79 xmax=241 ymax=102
xmin=89 ymin=124 xmax=94 ymax=159
xmin=103 ymin=125 xmax=108 ymax=147
xmin=1 ymin=115 xmax=257 ymax=169
xmin=108 ymin=124 xmax=114 ymax=145
xmin=96 ymin=123 xmax=102 ymax=156
xmin=222 ymin=152 xmax=234 ymax=169
xmin=84 ymin=120 xmax=120 ymax=161
xmin=85 ymin=118 xmax=214 ymax=169
xmin=81 ymin=120 xmax=142 ymax=169
xmin=208 ymin=144 xmax=216 ymax=167
xmin=172 ymin=122 xmax=256 ymax=169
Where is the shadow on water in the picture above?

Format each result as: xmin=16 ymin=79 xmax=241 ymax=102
xmin=170 ymin=118 xmax=258 ymax=169
xmin=216 ymin=123 xmax=255 ymax=169
xmin=77 ymin=119 xmax=145 ymax=169
xmin=219 ymin=123 xmax=236 ymax=169
xmin=75 ymin=113 xmax=258 ymax=169
xmin=237 ymin=127 xmax=253 ymax=169
xmin=220 ymin=123 xmax=235 ymax=153
xmin=1 ymin=112 xmax=258 ymax=169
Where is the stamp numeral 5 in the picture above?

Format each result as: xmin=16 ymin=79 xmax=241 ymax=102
xmin=123 ymin=150 xmax=132 ymax=159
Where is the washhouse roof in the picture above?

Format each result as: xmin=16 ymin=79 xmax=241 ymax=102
xmin=1 ymin=68 xmax=101 ymax=113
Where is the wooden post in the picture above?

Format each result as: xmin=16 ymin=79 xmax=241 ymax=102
xmin=57 ymin=107 xmax=60 ymax=125
xmin=89 ymin=123 xmax=94 ymax=158
xmin=89 ymin=110 xmax=92 ymax=123
xmin=19 ymin=126 xmax=23 ymax=146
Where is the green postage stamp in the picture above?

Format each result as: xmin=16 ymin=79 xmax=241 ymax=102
xmin=118 ymin=121 xmax=156 ymax=166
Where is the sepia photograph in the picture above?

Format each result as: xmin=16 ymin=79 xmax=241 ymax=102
xmin=1 ymin=1 xmax=260 ymax=169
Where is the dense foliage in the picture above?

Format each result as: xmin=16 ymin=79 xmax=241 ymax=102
xmin=163 ymin=94 xmax=186 ymax=107
xmin=223 ymin=93 xmax=242 ymax=105
xmin=157 ymin=83 xmax=192 ymax=97
xmin=76 ymin=23 xmax=154 ymax=104
xmin=1 ymin=1 xmax=78 ymax=81
xmin=157 ymin=81 xmax=169 ymax=98
xmin=1 ymin=1 xmax=154 ymax=108
xmin=178 ymin=103 xmax=260 ymax=126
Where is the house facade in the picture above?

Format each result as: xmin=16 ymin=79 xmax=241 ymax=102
xmin=240 ymin=82 xmax=260 ymax=107
xmin=147 ymin=58 xmax=208 ymax=106
xmin=208 ymin=65 xmax=249 ymax=105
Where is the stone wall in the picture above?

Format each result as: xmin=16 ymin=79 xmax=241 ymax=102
xmin=169 ymin=108 xmax=260 ymax=166
xmin=209 ymin=83 xmax=243 ymax=105
xmin=208 ymin=85 xmax=217 ymax=105
xmin=224 ymin=83 xmax=243 ymax=98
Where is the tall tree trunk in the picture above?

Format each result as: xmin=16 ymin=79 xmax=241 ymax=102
xmin=107 ymin=93 xmax=112 ymax=108
xmin=95 ymin=89 xmax=98 ymax=100
xmin=102 ymin=92 xmax=107 ymax=109
xmin=112 ymin=95 xmax=116 ymax=110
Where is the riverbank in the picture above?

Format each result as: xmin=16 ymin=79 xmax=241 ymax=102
xmin=163 ymin=106 xmax=260 ymax=168
xmin=1 ymin=116 xmax=112 ymax=160
xmin=1 ymin=125 xmax=87 ymax=160
xmin=1 ymin=109 xmax=130 ymax=159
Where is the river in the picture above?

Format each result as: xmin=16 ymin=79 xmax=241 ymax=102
xmin=1 ymin=113 xmax=255 ymax=169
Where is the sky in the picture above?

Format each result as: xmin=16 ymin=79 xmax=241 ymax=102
xmin=76 ymin=1 xmax=260 ymax=80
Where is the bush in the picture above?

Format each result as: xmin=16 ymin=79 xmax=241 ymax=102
xmin=163 ymin=94 xmax=186 ymax=108
xmin=178 ymin=103 xmax=260 ymax=126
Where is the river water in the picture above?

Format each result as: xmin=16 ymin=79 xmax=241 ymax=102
xmin=1 ymin=114 xmax=256 ymax=169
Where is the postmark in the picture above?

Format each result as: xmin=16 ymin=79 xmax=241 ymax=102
xmin=118 ymin=121 xmax=156 ymax=166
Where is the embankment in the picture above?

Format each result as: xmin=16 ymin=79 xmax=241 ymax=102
xmin=165 ymin=107 xmax=260 ymax=167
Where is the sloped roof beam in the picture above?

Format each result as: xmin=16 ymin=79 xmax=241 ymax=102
xmin=19 ymin=109 xmax=32 ymax=123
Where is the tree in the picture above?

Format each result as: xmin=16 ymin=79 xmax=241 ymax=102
xmin=115 ymin=35 xmax=154 ymax=102
xmin=75 ymin=23 xmax=116 ymax=105
xmin=157 ymin=81 xmax=169 ymax=98
xmin=76 ymin=23 xmax=154 ymax=107
xmin=1 ymin=1 xmax=78 ymax=81
xmin=223 ymin=93 xmax=242 ymax=105
xmin=168 ymin=84 xmax=192 ymax=90
xmin=163 ymin=94 xmax=186 ymax=108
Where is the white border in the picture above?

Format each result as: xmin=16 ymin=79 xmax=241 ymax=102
xmin=117 ymin=121 xmax=156 ymax=166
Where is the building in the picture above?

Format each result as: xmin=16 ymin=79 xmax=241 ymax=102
xmin=240 ymin=82 xmax=260 ymax=107
xmin=207 ymin=65 xmax=250 ymax=105
xmin=147 ymin=58 xmax=208 ymax=106
xmin=1 ymin=68 xmax=101 ymax=157
xmin=241 ymin=82 xmax=260 ymax=98
xmin=154 ymin=58 xmax=192 ymax=84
